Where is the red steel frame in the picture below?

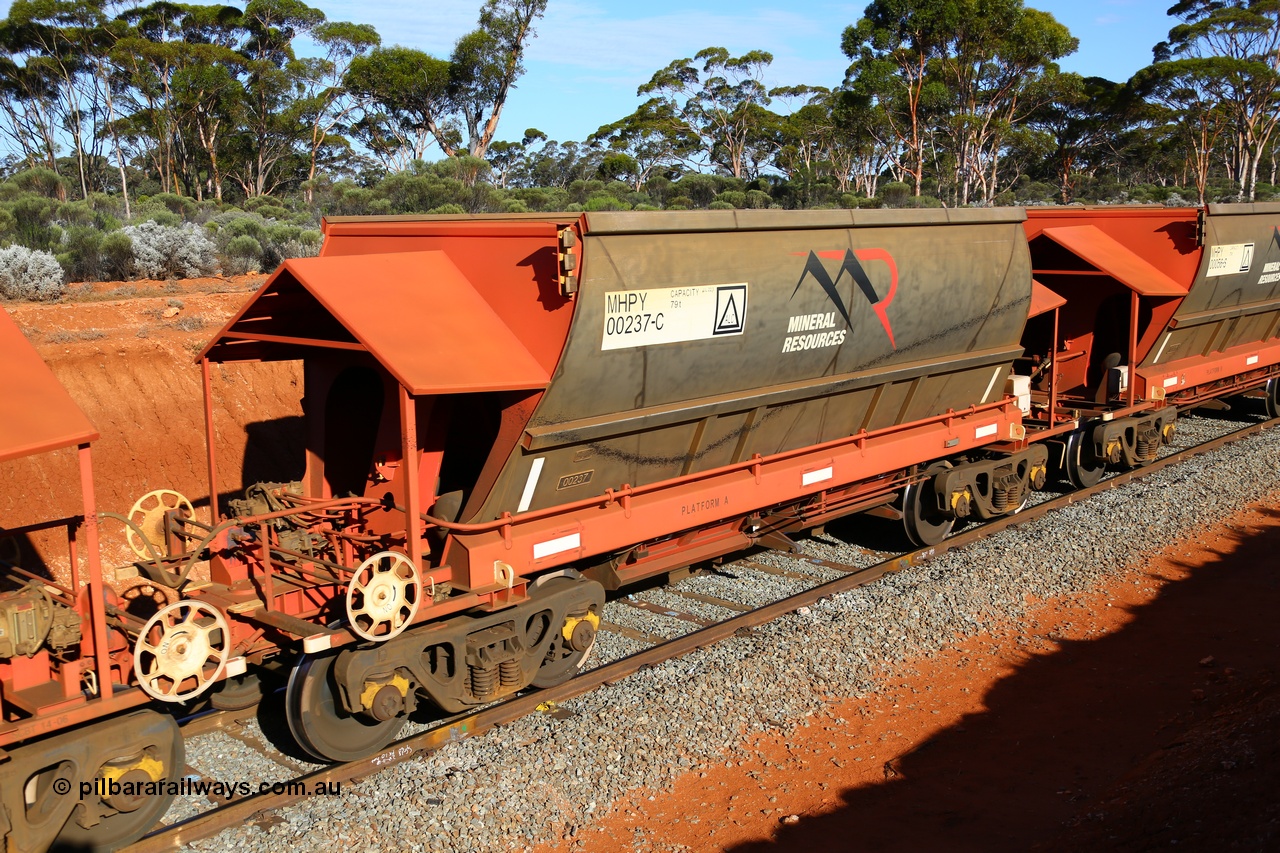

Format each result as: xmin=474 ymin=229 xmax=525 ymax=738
xmin=0 ymin=444 xmax=136 ymax=749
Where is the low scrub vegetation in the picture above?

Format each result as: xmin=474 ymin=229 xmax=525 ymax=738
xmin=0 ymin=158 xmax=1259 ymax=303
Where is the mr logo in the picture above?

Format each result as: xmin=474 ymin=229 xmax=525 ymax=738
xmin=790 ymin=249 xmax=898 ymax=348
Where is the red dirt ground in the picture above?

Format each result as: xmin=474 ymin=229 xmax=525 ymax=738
xmin=1 ymin=277 xmax=304 ymax=570
xmin=579 ymin=499 xmax=1280 ymax=852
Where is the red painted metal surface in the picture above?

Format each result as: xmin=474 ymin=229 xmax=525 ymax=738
xmin=1037 ymin=225 xmax=1188 ymax=296
xmin=1024 ymin=206 xmax=1203 ymax=287
xmin=1137 ymin=338 xmax=1280 ymax=401
xmin=201 ymin=251 xmax=550 ymax=394
xmin=1029 ymin=280 xmax=1066 ymax=317
xmin=319 ymin=216 xmax=577 ymax=376
xmin=448 ymin=401 xmax=1024 ymax=589
xmin=0 ymin=308 xmax=98 ymax=462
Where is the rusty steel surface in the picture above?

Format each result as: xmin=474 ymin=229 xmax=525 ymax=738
xmin=127 ymin=414 xmax=1279 ymax=853
xmin=318 ymin=216 xmax=576 ymax=375
xmin=1024 ymin=206 xmax=1203 ymax=288
xmin=0 ymin=307 xmax=98 ymax=462
xmin=200 ymin=252 xmax=550 ymax=394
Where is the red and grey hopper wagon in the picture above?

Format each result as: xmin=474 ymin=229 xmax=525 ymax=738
xmin=150 ymin=208 xmax=1047 ymax=762
xmin=1019 ymin=204 xmax=1280 ymax=486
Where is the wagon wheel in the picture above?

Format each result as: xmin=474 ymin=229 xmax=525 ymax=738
xmin=900 ymin=461 xmax=955 ymax=549
xmin=286 ymin=650 xmax=406 ymax=762
xmin=344 ymin=551 xmax=422 ymax=642
xmin=527 ymin=572 xmax=599 ymax=689
xmin=132 ymin=600 xmax=230 ymax=702
xmin=1266 ymin=377 xmax=1279 ymax=419
xmin=51 ymin=713 xmax=184 ymax=851
xmin=125 ymin=489 xmax=194 ymax=560
xmin=1063 ymin=429 xmax=1106 ymax=490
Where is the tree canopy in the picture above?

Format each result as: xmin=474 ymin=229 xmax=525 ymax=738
xmin=0 ymin=0 xmax=1276 ymax=231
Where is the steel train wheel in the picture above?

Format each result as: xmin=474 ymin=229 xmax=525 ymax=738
xmin=286 ymin=651 xmax=406 ymax=763
xmin=900 ymin=463 xmax=955 ymax=548
xmin=210 ymin=672 xmax=265 ymax=711
xmin=1064 ymin=429 xmax=1106 ymax=489
xmin=528 ymin=573 xmax=597 ymax=689
xmin=1266 ymin=377 xmax=1280 ymax=419
xmin=52 ymin=716 xmax=184 ymax=851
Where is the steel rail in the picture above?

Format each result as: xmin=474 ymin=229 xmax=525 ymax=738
xmin=127 ymin=415 xmax=1278 ymax=852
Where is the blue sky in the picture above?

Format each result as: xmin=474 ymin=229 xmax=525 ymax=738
xmin=308 ymin=0 xmax=1179 ymax=148
xmin=1 ymin=0 xmax=1180 ymax=152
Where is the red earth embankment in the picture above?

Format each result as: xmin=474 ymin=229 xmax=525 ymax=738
xmin=1 ymin=278 xmax=303 ymax=569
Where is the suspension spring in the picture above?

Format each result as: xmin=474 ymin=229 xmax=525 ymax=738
xmin=499 ymin=658 xmax=522 ymax=688
xmin=993 ymin=488 xmax=1010 ymax=512
xmin=470 ymin=664 xmax=498 ymax=699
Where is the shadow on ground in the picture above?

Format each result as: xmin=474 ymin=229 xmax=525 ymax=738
xmin=731 ymin=508 xmax=1280 ymax=853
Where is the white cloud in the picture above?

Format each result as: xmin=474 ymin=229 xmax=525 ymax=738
xmin=307 ymin=0 xmax=479 ymax=53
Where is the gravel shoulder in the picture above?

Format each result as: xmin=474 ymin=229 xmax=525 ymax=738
xmin=586 ymin=497 xmax=1280 ymax=852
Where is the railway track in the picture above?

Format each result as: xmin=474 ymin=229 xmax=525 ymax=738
xmin=126 ymin=410 xmax=1279 ymax=852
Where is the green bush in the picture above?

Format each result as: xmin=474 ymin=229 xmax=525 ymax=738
xmin=225 ymin=234 xmax=264 ymax=274
xmin=58 ymin=226 xmax=105 ymax=281
xmin=144 ymin=193 xmax=198 ymax=220
xmin=582 ymin=194 xmax=629 ymax=211
xmin=9 ymin=168 xmax=66 ymax=199
xmin=100 ymin=231 xmax=134 ymax=280
xmin=879 ymin=182 xmax=912 ymax=208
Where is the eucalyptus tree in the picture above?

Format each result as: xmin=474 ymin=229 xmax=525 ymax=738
xmin=1153 ymin=0 xmax=1280 ymax=200
xmin=450 ymin=0 xmax=548 ymax=158
xmin=346 ymin=45 xmax=455 ymax=166
xmin=228 ymin=0 xmax=324 ymax=197
xmin=938 ymin=0 xmax=1075 ymax=203
xmin=509 ymin=134 xmax=600 ymax=188
xmin=1131 ymin=61 xmax=1231 ymax=203
xmin=842 ymin=0 xmax=956 ymax=195
xmin=0 ymin=40 xmax=62 ymax=181
xmin=112 ymin=1 xmax=244 ymax=198
xmin=842 ymin=0 xmax=1075 ymax=202
xmin=1 ymin=0 xmax=115 ymax=199
xmin=589 ymin=98 xmax=701 ymax=190
xmin=770 ymin=85 xmax=894 ymax=198
xmin=636 ymin=47 xmax=777 ymax=179
xmin=294 ymin=20 xmax=379 ymax=202
xmin=346 ymin=0 xmax=545 ymax=168
xmin=1029 ymin=73 xmax=1136 ymax=203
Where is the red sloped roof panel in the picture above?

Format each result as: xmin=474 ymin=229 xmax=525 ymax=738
xmin=1040 ymin=225 xmax=1188 ymax=296
xmin=0 ymin=308 xmax=98 ymax=462
xmin=201 ymin=251 xmax=550 ymax=394
xmin=1028 ymin=280 xmax=1067 ymax=317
